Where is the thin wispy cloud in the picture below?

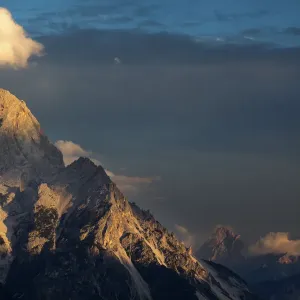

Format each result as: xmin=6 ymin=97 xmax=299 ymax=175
xmin=106 ymin=170 xmax=160 ymax=195
xmin=174 ymin=224 xmax=195 ymax=248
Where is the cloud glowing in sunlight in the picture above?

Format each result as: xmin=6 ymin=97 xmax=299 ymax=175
xmin=0 ymin=7 xmax=44 ymax=68
xmin=250 ymin=232 xmax=300 ymax=257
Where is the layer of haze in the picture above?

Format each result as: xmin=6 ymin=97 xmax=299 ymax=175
xmin=0 ymin=29 xmax=299 ymax=246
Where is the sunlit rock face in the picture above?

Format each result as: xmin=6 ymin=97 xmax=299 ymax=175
xmin=0 ymin=89 xmax=259 ymax=300
xmin=278 ymin=254 xmax=299 ymax=265
xmin=0 ymin=89 xmax=64 ymax=180
xmin=196 ymin=226 xmax=245 ymax=264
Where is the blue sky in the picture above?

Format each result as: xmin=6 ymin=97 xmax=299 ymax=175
xmin=4 ymin=0 xmax=300 ymax=47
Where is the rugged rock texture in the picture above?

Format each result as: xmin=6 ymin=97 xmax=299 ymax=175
xmin=0 ymin=89 xmax=260 ymax=300
xmin=196 ymin=226 xmax=245 ymax=265
xmin=0 ymin=89 xmax=64 ymax=180
xmin=278 ymin=254 xmax=299 ymax=265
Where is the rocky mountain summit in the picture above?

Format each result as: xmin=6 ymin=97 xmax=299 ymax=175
xmin=0 ymin=89 xmax=260 ymax=300
xmin=0 ymin=89 xmax=63 ymax=180
xmin=196 ymin=226 xmax=245 ymax=265
xmin=196 ymin=225 xmax=300 ymax=298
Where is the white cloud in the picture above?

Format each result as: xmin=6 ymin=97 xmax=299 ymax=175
xmin=0 ymin=7 xmax=44 ymax=68
xmin=249 ymin=232 xmax=300 ymax=257
xmin=55 ymin=140 xmax=100 ymax=166
xmin=174 ymin=224 xmax=194 ymax=248
xmin=55 ymin=140 xmax=159 ymax=195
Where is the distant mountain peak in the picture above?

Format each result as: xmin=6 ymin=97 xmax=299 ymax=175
xmin=278 ymin=254 xmax=299 ymax=265
xmin=213 ymin=225 xmax=241 ymax=241
xmin=196 ymin=226 xmax=245 ymax=263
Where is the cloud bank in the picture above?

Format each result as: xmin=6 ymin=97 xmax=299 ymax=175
xmin=0 ymin=7 xmax=43 ymax=68
xmin=106 ymin=170 xmax=159 ymax=194
xmin=250 ymin=232 xmax=300 ymax=256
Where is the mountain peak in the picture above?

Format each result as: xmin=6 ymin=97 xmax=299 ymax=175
xmin=278 ymin=254 xmax=299 ymax=264
xmin=196 ymin=226 xmax=245 ymax=263
xmin=214 ymin=225 xmax=241 ymax=241
xmin=0 ymin=88 xmax=39 ymax=130
xmin=0 ymin=89 xmax=28 ymax=113
xmin=0 ymin=89 xmax=63 ymax=179
xmin=0 ymin=88 xmax=11 ymax=99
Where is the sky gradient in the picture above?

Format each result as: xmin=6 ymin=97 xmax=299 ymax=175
xmin=1 ymin=2 xmax=300 ymax=247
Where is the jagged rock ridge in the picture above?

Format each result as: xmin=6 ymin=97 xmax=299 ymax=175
xmin=0 ymin=89 xmax=259 ymax=300
xmin=196 ymin=226 xmax=245 ymax=264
